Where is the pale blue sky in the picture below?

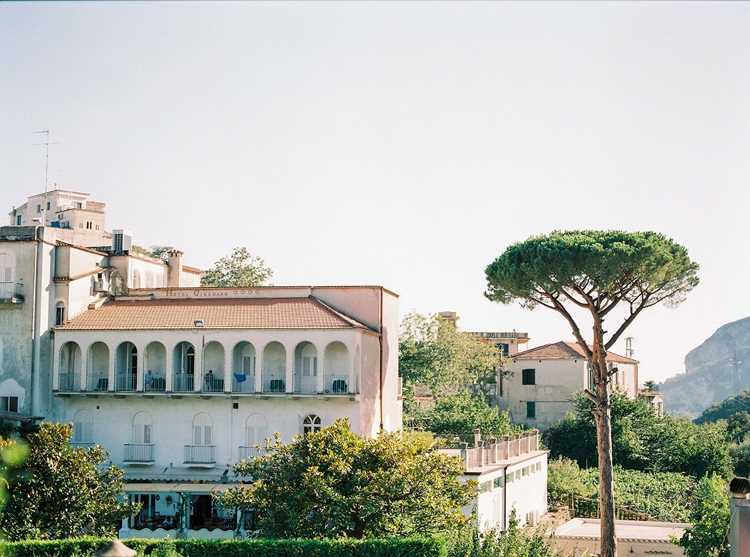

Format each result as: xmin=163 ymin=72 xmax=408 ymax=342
xmin=2 ymin=2 xmax=749 ymax=383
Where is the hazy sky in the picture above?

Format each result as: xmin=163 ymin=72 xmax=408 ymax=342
xmin=2 ymin=2 xmax=749 ymax=383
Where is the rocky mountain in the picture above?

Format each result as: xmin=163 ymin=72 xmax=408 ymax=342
xmin=660 ymin=316 xmax=750 ymax=419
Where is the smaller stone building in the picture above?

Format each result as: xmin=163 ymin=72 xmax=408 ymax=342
xmin=501 ymin=341 xmax=639 ymax=430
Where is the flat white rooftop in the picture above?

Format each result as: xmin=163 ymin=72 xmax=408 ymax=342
xmin=554 ymin=518 xmax=689 ymax=542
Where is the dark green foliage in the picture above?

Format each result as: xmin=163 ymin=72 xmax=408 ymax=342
xmin=677 ymin=475 xmax=730 ymax=557
xmin=730 ymin=439 xmax=750 ymax=477
xmin=543 ymin=391 xmax=734 ymax=478
xmin=217 ymin=419 xmax=474 ymax=539
xmin=446 ymin=513 xmax=560 ymax=557
xmin=547 ymin=458 xmax=699 ymax=523
xmin=0 ymin=537 xmax=449 ymax=557
xmin=696 ymin=391 xmax=750 ymax=424
xmin=0 ymin=422 xmax=137 ymax=540
xmin=409 ymin=391 xmax=512 ymax=437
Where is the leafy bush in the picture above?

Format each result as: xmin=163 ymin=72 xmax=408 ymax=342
xmin=547 ymin=458 xmax=699 ymax=523
xmin=447 ymin=513 xmax=560 ymax=557
xmin=544 ymin=391 xmax=734 ymax=478
xmin=1 ymin=537 xmax=450 ymax=557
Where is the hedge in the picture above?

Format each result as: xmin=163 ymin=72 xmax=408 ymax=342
xmin=0 ymin=536 xmax=449 ymax=557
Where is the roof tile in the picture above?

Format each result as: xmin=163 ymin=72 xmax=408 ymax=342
xmin=57 ymin=296 xmax=373 ymax=331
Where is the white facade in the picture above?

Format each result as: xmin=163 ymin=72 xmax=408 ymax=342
xmin=48 ymin=285 xmax=402 ymax=538
xmin=443 ymin=431 xmax=548 ymax=532
xmin=0 ymin=224 xmax=201 ymax=422
xmin=501 ymin=341 xmax=639 ymax=431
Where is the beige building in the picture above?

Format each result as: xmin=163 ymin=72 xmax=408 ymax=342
xmin=442 ymin=430 xmax=548 ymax=532
xmin=3 ymin=187 xmax=404 ymax=540
xmin=501 ymin=341 xmax=639 ymax=430
xmin=553 ymin=518 xmax=687 ymax=556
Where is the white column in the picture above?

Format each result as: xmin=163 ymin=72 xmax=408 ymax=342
xmin=285 ymin=344 xmax=293 ymax=393
xmin=255 ymin=349 xmax=263 ymax=393
xmin=224 ymin=344 xmax=232 ymax=393
xmin=165 ymin=342 xmax=173 ymax=392
xmin=107 ymin=344 xmax=116 ymax=391
xmin=317 ymin=343 xmax=325 ymax=393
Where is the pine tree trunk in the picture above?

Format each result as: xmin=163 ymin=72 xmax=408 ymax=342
xmin=594 ymin=363 xmax=617 ymax=557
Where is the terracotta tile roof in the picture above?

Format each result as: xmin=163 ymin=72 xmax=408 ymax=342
xmin=56 ymin=296 xmax=374 ymax=331
xmin=512 ymin=341 xmax=638 ymax=364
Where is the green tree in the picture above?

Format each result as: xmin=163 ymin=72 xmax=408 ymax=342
xmin=399 ymin=312 xmax=502 ymax=397
xmin=485 ymin=230 xmax=699 ymax=557
xmin=148 ymin=245 xmax=176 ymax=263
xmin=677 ymin=474 xmax=729 ymax=557
xmin=0 ymin=422 xmax=137 ymax=540
xmin=216 ymin=418 xmax=474 ymax=539
xmin=201 ymin=247 xmax=273 ymax=287
xmin=544 ymin=391 xmax=733 ymax=478
xmin=423 ymin=391 xmax=512 ymax=437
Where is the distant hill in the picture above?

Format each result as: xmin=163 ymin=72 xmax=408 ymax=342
xmin=694 ymin=389 xmax=750 ymax=424
xmin=660 ymin=316 xmax=750 ymax=418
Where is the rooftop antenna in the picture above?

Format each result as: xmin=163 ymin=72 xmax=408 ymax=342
xmin=33 ymin=130 xmax=58 ymax=226
xmin=625 ymin=337 xmax=634 ymax=359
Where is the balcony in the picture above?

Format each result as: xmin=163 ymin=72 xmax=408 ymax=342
xmin=115 ymin=374 xmax=137 ymax=392
xmin=58 ymin=372 xmax=80 ymax=392
xmin=0 ymin=282 xmax=23 ymax=304
xmin=184 ymin=445 xmax=215 ymax=466
xmin=202 ymin=376 xmax=225 ymax=394
xmin=324 ymin=375 xmax=349 ymax=394
xmin=173 ymin=374 xmax=194 ymax=393
xmin=232 ymin=373 xmax=254 ymax=393
xmin=124 ymin=443 xmax=155 ymax=464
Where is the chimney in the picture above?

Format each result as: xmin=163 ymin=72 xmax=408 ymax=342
xmin=730 ymin=477 xmax=750 ymax=557
xmin=167 ymin=250 xmax=184 ymax=287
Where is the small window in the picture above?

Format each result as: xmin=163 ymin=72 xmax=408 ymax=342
xmin=0 ymin=253 xmax=12 ymax=283
xmin=37 ymin=204 xmax=41 ymax=213
xmin=522 ymin=369 xmax=535 ymax=385
xmin=506 ymin=473 xmax=514 ymax=484
xmin=57 ymin=214 xmax=63 ymax=220
xmin=55 ymin=302 xmax=66 ymax=326
xmin=46 ymin=202 xmax=50 ymax=210
xmin=536 ymin=462 xmax=542 ymax=472
xmin=493 ymin=476 xmax=505 ymax=489
xmin=526 ymin=401 xmax=536 ymax=419
xmin=303 ymin=414 xmax=321 ymax=434
xmin=76 ymin=202 xmax=82 ymax=208
xmin=479 ymin=481 xmax=491 ymax=493
xmin=0 ymin=396 xmax=19 ymax=412
xmin=16 ymin=215 xmax=21 ymax=225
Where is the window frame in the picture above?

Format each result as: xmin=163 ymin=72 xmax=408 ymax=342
xmin=521 ymin=368 xmax=536 ymax=385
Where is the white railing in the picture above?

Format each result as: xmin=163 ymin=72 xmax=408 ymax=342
xmin=58 ymin=372 xmax=80 ymax=391
xmin=0 ymin=282 xmax=23 ymax=301
xmin=124 ymin=443 xmax=155 ymax=462
xmin=324 ymin=375 xmax=349 ymax=394
xmin=442 ymin=431 xmax=540 ymax=471
xmin=184 ymin=445 xmax=215 ymax=464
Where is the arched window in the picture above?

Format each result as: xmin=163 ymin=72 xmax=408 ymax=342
xmin=303 ymin=414 xmax=321 ymax=435
xmin=193 ymin=413 xmax=213 ymax=446
xmin=0 ymin=253 xmax=12 ymax=283
xmin=245 ymin=413 xmax=267 ymax=447
xmin=133 ymin=412 xmax=153 ymax=444
xmin=55 ymin=302 xmax=66 ymax=326
xmin=73 ymin=410 xmax=93 ymax=444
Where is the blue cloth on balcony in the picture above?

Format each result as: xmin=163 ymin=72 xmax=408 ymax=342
xmin=234 ymin=374 xmax=247 ymax=382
